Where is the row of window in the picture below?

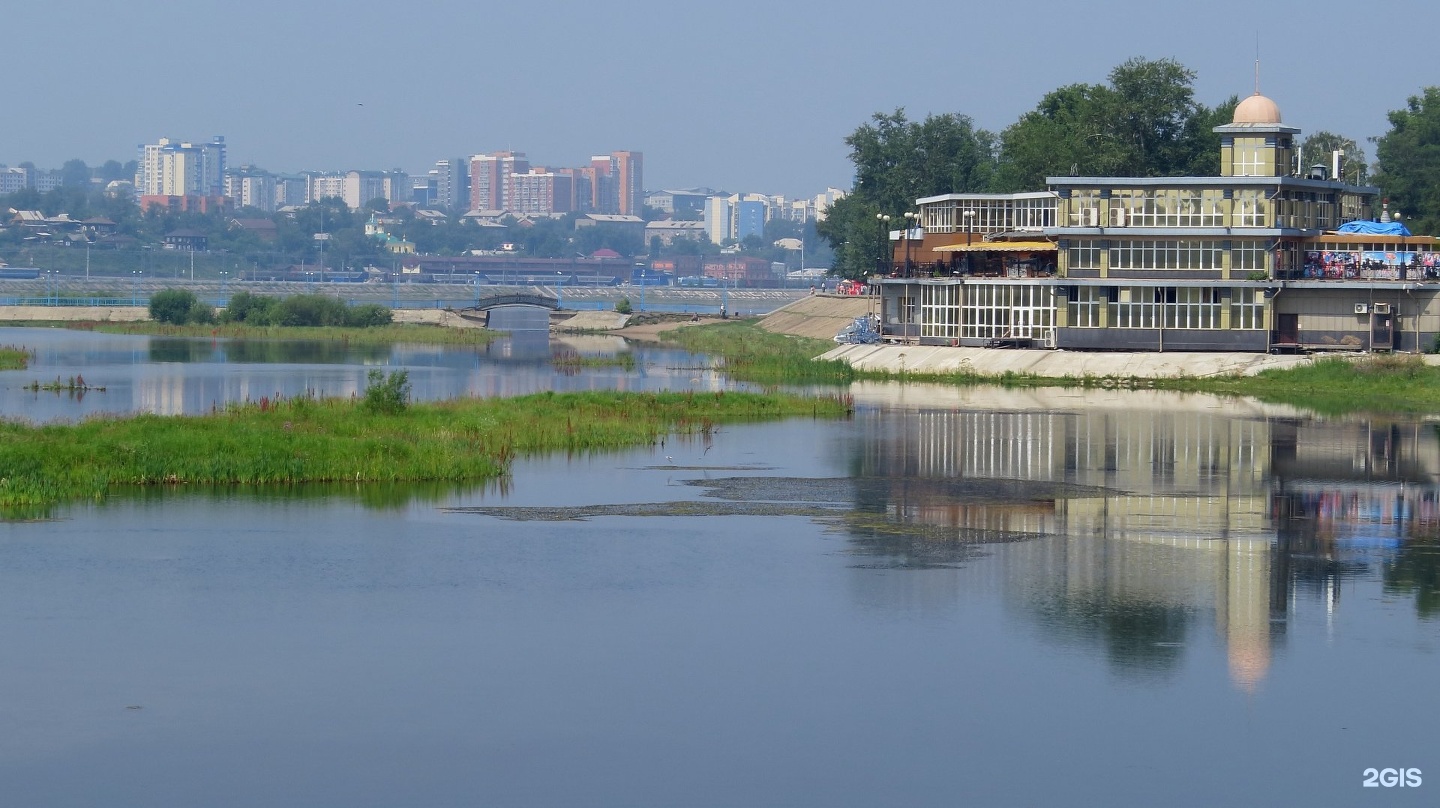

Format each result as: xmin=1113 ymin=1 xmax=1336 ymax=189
xmin=902 ymin=284 xmax=1266 ymax=336
xmin=1068 ymin=240 xmax=1269 ymax=272
xmin=1066 ymin=189 xmax=1276 ymax=228
xmin=1068 ymin=286 xmax=1265 ymax=329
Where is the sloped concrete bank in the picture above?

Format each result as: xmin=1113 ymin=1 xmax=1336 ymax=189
xmin=819 ymin=344 xmax=1321 ymax=378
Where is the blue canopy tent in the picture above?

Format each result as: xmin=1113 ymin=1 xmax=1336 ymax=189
xmin=1336 ymin=220 xmax=1413 ymax=236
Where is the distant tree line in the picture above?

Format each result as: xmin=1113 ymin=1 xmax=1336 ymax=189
xmin=149 ymin=289 xmax=392 ymax=328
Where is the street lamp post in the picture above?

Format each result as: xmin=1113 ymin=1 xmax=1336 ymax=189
xmin=876 ymin=213 xmax=891 ymax=274
xmin=963 ymin=209 xmax=977 ymax=275
xmin=1394 ymin=213 xmax=1408 ymax=281
xmin=131 ymin=269 xmax=142 ymax=307
xmin=903 ymin=211 xmax=919 ymax=275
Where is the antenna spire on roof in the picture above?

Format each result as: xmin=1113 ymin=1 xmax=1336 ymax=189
xmin=1254 ymin=35 xmax=1261 ymax=94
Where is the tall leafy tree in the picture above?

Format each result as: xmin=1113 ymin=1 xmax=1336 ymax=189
xmin=818 ymin=109 xmax=997 ymax=278
xmin=1372 ymin=86 xmax=1440 ymax=234
xmin=60 ymin=159 xmax=91 ymax=188
xmin=994 ymin=58 xmax=1229 ymax=189
xmin=1300 ymin=131 xmax=1368 ymax=183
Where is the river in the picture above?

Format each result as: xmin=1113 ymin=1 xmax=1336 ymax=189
xmin=0 ymin=327 xmax=1435 ymax=807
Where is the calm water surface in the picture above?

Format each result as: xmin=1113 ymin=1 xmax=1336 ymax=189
xmin=0 ymin=328 xmax=1436 ymax=806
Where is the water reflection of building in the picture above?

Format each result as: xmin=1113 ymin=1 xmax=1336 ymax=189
xmin=845 ymin=392 xmax=1440 ymax=690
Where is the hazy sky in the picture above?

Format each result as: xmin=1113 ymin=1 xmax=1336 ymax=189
xmin=4 ymin=0 xmax=1436 ymax=199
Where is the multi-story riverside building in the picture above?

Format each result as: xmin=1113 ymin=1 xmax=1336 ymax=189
xmin=875 ymin=92 xmax=1439 ymax=352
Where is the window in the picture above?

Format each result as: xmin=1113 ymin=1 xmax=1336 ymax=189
xmin=1232 ymin=242 xmax=1267 ymax=273
xmin=1233 ymin=190 xmax=1268 ymax=227
xmin=1109 ymin=286 xmax=1223 ymax=329
xmin=1067 ymin=286 xmax=1102 ymax=328
xmin=1231 ymin=288 xmax=1264 ymax=330
xmin=1109 ymin=240 xmax=1224 ymax=271
xmin=1233 ymin=139 xmax=1266 ymax=176
xmin=959 ymin=284 xmax=1055 ymax=340
xmin=918 ymin=283 xmax=960 ymax=340
xmin=1068 ymin=241 xmax=1100 ymax=271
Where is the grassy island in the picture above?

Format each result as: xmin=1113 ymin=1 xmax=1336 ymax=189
xmin=0 ymin=345 xmax=31 ymax=370
xmin=82 ymin=321 xmax=500 ymax=346
xmin=0 ymin=389 xmax=852 ymax=511
xmin=660 ymin=321 xmax=857 ymax=385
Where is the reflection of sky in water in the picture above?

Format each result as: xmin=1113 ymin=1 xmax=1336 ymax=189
xmin=2 ymin=332 xmax=1439 ymax=805
xmin=0 ymin=326 xmax=736 ymax=421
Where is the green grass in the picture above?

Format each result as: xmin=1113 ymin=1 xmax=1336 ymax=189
xmin=79 ymin=321 xmax=500 ymax=345
xmin=0 ymin=390 xmax=853 ymax=513
xmin=658 ymin=320 xmax=858 ymax=385
xmin=0 ymin=345 xmax=31 ymax=370
xmin=660 ymin=321 xmax=1440 ymax=414
xmin=1152 ymin=354 xmax=1440 ymax=414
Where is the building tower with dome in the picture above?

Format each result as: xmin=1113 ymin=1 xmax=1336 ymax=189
xmin=870 ymin=86 xmax=1440 ymax=352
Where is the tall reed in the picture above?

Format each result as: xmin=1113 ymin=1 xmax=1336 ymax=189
xmin=0 ymin=345 xmax=31 ymax=370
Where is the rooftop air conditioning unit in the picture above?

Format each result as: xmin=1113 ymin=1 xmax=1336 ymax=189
xmin=1373 ymin=302 xmax=1391 ymax=314
xmin=1354 ymin=303 xmax=1369 ymax=315
xmin=1112 ymin=208 xmax=1127 ymax=227
xmin=1082 ymin=209 xmax=1098 ymax=227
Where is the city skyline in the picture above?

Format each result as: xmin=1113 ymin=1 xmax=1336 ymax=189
xmin=4 ymin=0 xmax=1438 ymax=199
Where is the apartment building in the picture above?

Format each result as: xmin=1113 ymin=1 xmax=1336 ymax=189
xmin=136 ymin=136 xmax=227 ymax=198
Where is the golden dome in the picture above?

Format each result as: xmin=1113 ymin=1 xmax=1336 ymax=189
xmin=1233 ymin=93 xmax=1282 ymax=125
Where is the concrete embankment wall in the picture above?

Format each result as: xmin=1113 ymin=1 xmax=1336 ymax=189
xmin=758 ymin=294 xmax=875 ymax=341
xmin=0 ymin=306 xmax=148 ymax=322
xmin=820 ymin=344 xmax=1322 ymax=378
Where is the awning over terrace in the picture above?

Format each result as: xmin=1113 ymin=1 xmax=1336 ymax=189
xmin=933 ymin=241 xmax=1057 ymax=253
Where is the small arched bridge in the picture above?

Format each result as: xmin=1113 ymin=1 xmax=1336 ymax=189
xmin=466 ymin=292 xmax=560 ymax=312
xmin=461 ymin=293 xmax=559 ymax=331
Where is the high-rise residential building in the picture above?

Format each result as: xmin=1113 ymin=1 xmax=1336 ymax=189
xmin=275 ymin=174 xmax=308 ymax=208
xmin=704 ymin=193 xmax=770 ymax=244
xmin=510 ymin=167 xmax=574 ymax=216
xmin=703 ymin=196 xmax=732 ymax=244
xmin=224 ymin=166 xmax=277 ymax=212
xmin=469 ymin=151 xmax=528 ymax=212
xmin=136 ymin=136 xmax=227 ymax=198
xmin=735 ymin=198 xmax=766 ymax=242
xmin=306 ymin=172 xmax=347 ymax=203
xmin=611 ymin=150 xmax=642 ymax=217
xmin=428 ymin=158 xmax=467 ymax=211
xmin=303 ymin=170 xmax=409 ymax=209
xmin=585 ymin=151 xmax=643 ymax=216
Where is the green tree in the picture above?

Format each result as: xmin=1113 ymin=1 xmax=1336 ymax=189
xmin=60 ymin=159 xmax=91 ymax=188
xmin=220 ymin=290 xmax=278 ymax=324
xmin=817 ymin=109 xmax=997 ymax=278
xmin=1301 ymin=131 xmax=1368 ymax=183
xmin=149 ymin=288 xmax=208 ymax=324
xmin=1372 ymin=86 xmax=1440 ymax=235
xmin=994 ymin=58 xmax=1229 ymax=189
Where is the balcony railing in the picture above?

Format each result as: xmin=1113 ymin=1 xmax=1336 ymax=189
xmin=880 ymin=261 xmax=1058 ymax=280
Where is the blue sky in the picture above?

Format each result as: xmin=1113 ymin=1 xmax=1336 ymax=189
xmin=4 ymin=0 xmax=1435 ymax=199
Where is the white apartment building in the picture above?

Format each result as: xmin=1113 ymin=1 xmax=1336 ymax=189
xmin=305 ymin=170 xmax=410 ymax=210
xmin=0 ymin=166 xmax=28 ymax=195
xmin=224 ymin=167 xmax=277 ymax=212
xmin=136 ymin=136 xmax=227 ymax=197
